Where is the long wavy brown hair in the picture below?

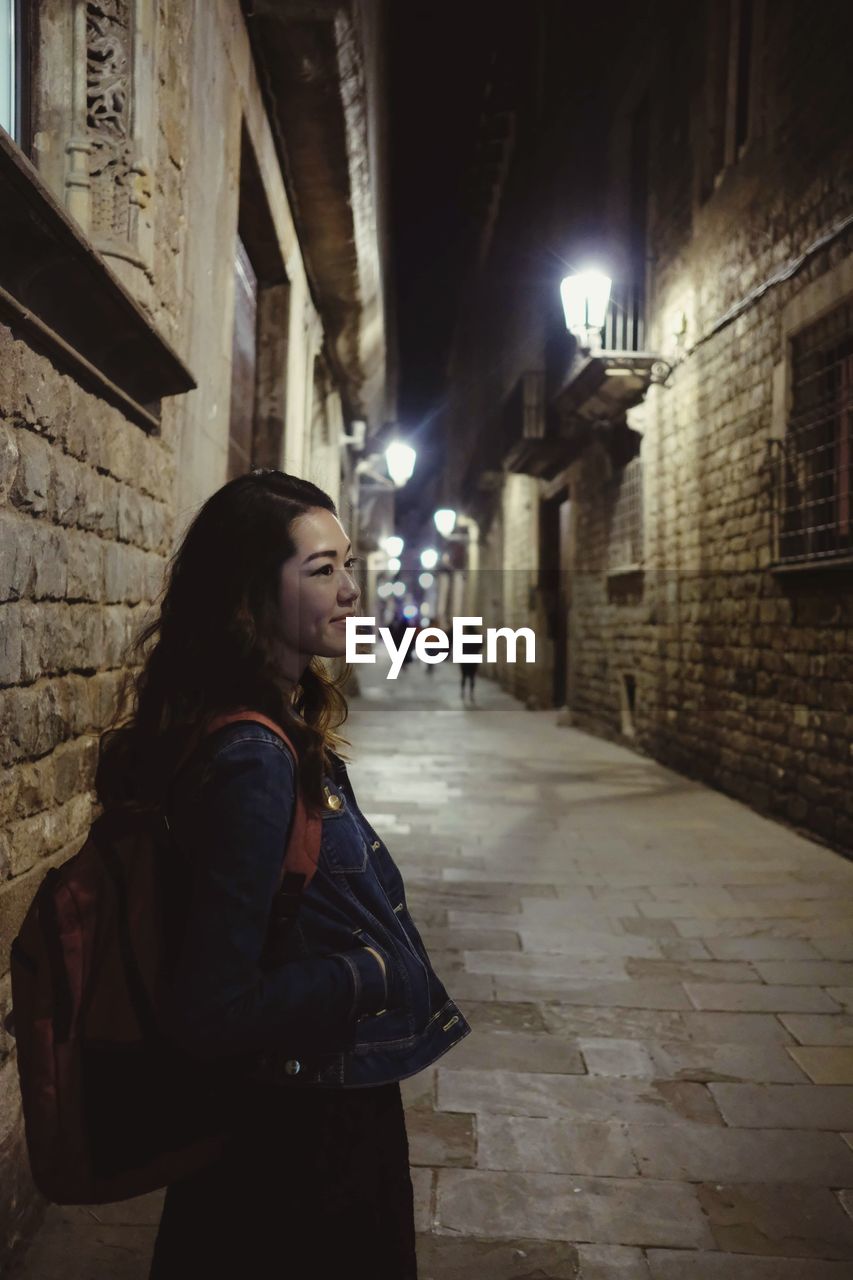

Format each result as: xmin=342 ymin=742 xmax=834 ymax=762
xmin=96 ymin=470 xmax=351 ymax=815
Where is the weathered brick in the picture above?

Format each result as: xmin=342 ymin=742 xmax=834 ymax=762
xmin=10 ymin=431 xmax=52 ymax=516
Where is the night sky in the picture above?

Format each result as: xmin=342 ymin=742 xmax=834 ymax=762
xmin=386 ymin=0 xmax=506 ymax=515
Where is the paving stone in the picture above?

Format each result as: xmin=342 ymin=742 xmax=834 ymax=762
xmin=684 ymin=984 xmax=840 ymax=1013
xmin=540 ymin=1006 xmax=794 ymax=1044
xmin=657 ymin=939 xmax=714 ymax=961
xmin=415 ymin=1234 xmax=580 ymax=1280
xmin=5 ymin=1218 xmax=158 ymax=1280
xmin=518 ymin=929 xmax=663 ymax=959
xmin=407 ymin=1109 xmax=476 ymax=1168
xmin=576 ymin=1244 xmax=650 ymax=1278
xmin=725 ymin=882 xmax=849 ymax=901
xmin=435 ymin=1169 xmax=715 ymax=1249
xmin=709 ymin=1083 xmax=853 ymax=1129
xmin=697 ymin=1182 xmax=853 ymax=1258
xmin=839 ymin=1189 xmax=853 ymax=1220
xmin=462 ymin=1000 xmax=549 ymax=1033
xmin=778 ymin=1015 xmax=853 ymax=1046
xmin=624 ymin=959 xmax=759 ymax=983
xmin=421 ymin=927 xmax=521 ymax=951
xmin=815 ymin=939 xmax=853 ymax=961
xmin=620 ymin=918 xmax=681 ymax=938
xmin=646 ymin=1251 xmax=853 ymax=1278
xmin=675 ymin=917 xmax=853 ymax=939
xmin=580 ymin=1039 xmax=658 ymax=1078
xmin=476 ymin=1115 xmax=636 ymax=1177
xmin=641 ymin=900 xmax=853 ymax=921
xmin=753 ymin=962 xmax=853 ymax=986
xmin=465 ymin=951 xmax=629 ymax=981
xmin=412 ymin=1166 xmax=434 ymax=1233
xmin=581 ymin=1039 xmax=806 ymax=1083
xmin=401 ymin=1066 xmax=437 ymax=1111
xmin=704 ymin=938 xmax=822 ymax=961
xmin=786 ymin=1047 xmax=853 ymax=1084
xmin=826 ymin=988 xmax=853 ymax=1013
xmin=438 ymin=1068 xmax=721 ymax=1126
xmin=629 ymin=1122 xmax=853 ymax=1183
xmin=446 ymin=1029 xmax=586 ymax=1074
xmin=495 ymin=978 xmax=694 ymax=1009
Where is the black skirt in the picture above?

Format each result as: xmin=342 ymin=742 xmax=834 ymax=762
xmin=148 ymin=1082 xmax=418 ymax=1279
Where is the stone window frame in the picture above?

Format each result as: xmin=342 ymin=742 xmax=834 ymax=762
xmin=695 ymin=0 xmax=766 ymax=205
xmin=769 ymin=250 xmax=853 ymax=573
xmin=29 ymin=0 xmax=157 ymax=304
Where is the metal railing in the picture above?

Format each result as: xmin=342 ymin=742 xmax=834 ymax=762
xmin=600 ymin=280 xmax=647 ymax=354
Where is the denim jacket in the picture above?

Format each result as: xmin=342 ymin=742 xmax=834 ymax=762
xmin=163 ymin=721 xmax=471 ymax=1088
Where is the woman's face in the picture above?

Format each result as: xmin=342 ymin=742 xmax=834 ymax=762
xmin=277 ymin=506 xmax=360 ymax=675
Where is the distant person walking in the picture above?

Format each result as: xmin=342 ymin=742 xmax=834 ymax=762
xmin=459 ymin=637 xmax=484 ymax=703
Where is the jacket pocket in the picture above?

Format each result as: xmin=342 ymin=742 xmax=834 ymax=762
xmin=320 ymin=800 xmax=369 ymax=874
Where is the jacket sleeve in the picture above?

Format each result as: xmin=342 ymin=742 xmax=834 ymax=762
xmin=164 ymin=731 xmax=387 ymax=1060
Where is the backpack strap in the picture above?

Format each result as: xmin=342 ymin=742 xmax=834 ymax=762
xmin=205 ymin=711 xmax=322 ymax=893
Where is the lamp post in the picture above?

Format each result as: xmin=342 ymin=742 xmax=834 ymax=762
xmin=559 ymin=269 xmax=612 ymax=353
xmin=385 ymin=441 xmax=416 ymax=488
xmin=433 ymin=507 xmax=457 ymax=538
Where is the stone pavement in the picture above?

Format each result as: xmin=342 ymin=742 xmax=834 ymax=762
xmin=9 ymin=657 xmax=853 ymax=1278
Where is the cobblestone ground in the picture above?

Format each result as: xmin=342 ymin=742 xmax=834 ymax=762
xmin=10 ymin=658 xmax=853 ymax=1278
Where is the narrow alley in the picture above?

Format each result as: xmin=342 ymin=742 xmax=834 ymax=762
xmin=12 ymin=663 xmax=853 ymax=1278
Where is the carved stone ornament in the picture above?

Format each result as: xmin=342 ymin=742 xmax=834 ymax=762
xmin=86 ymin=0 xmax=149 ymax=247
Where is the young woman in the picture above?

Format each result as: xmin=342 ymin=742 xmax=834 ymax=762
xmin=96 ymin=470 xmax=470 ymax=1278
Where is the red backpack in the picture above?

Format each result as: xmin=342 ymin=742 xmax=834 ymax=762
xmin=5 ymin=711 xmax=321 ymax=1206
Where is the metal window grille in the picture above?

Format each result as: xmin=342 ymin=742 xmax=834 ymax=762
xmin=776 ymin=299 xmax=853 ymax=566
xmin=608 ymin=455 xmax=644 ymax=570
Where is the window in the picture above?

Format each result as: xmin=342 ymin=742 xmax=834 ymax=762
xmin=699 ymin=0 xmax=761 ymax=200
xmin=1 ymin=0 xmax=27 ymax=144
xmin=227 ymin=236 xmax=259 ymax=480
xmin=607 ymin=455 xmax=644 ymax=572
xmin=776 ymin=301 xmax=853 ymax=566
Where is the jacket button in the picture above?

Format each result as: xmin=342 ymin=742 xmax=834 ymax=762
xmin=283 ymin=1059 xmax=301 ymax=1076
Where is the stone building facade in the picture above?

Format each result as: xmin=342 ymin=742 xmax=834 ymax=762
xmin=0 ymin=0 xmax=392 ymax=1261
xmin=441 ymin=0 xmax=853 ymax=854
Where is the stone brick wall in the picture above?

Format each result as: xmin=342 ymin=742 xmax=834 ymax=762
xmin=564 ymin=3 xmax=853 ymax=855
xmin=0 ymin=0 xmax=384 ymax=1263
xmin=442 ymin=1 xmax=853 ymax=857
xmin=0 ymin=326 xmax=177 ymax=1254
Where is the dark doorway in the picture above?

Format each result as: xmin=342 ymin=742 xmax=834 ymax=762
xmin=227 ymin=125 xmax=290 ymax=481
xmin=540 ymin=486 xmax=573 ymax=707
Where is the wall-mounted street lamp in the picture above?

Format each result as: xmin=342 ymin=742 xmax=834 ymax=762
xmin=385 ymin=441 xmax=416 ymax=487
xmin=560 ymin=269 xmax=612 ymax=353
xmin=420 ymin=548 xmax=439 ymax=570
xmin=382 ymin=535 xmax=404 ymax=558
xmin=433 ymin=508 xmax=457 ymax=538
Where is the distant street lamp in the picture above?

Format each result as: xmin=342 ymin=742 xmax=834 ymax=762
xmin=382 ymin=535 xmax=404 ymax=558
xmin=387 ymin=556 xmax=401 ymax=573
xmin=433 ymin=508 xmax=456 ymax=537
xmin=420 ymin=548 xmax=439 ymax=570
xmin=385 ymin=441 xmax=416 ymax=487
xmin=560 ymin=270 xmax=612 ymax=352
